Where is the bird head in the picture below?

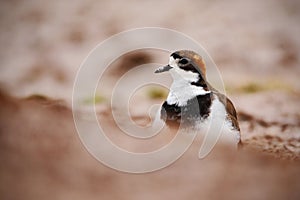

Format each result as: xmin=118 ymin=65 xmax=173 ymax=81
xmin=155 ymin=50 xmax=209 ymax=92
xmin=155 ymin=50 xmax=207 ymax=80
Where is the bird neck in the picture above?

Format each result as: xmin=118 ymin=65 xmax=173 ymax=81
xmin=167 ymin=76 xmax=211 ymax=107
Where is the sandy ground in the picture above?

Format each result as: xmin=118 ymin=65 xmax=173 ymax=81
xmin=0 ymin=91 xmax=300 ymax=200
xmin=0 ymin=0 xmax=300 ymax=199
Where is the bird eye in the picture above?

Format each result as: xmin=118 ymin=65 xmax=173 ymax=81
xmin=178 ymin=58 xmax=189 ymax=65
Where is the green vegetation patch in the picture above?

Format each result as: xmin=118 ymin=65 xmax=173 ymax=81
xmin=147 ymin=87 xmax=168 ymax=99
xmin=83 ymin=93 xmax=106 ymax=104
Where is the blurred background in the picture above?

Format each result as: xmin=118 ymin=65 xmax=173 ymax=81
xmin=0 ymin=0 xmax=300 ymax=199
xmin=1 ymin=0 xmax=300 ymax=99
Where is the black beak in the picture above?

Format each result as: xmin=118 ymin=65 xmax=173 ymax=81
xmin=154 ymin=65 xmax=173 ymax=73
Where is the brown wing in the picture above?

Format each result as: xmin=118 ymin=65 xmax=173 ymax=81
xmin=207 ymin=83 xmax=240 ymax=131
xmin=224 ymin=96 xmax=240 ymax=131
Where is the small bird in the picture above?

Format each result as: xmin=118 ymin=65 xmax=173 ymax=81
xmin=155 ymin=50 xmax=241 ymax=146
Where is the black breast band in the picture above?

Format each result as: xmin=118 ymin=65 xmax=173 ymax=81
xmin=161 ymin=93 xmax=212 ymax=126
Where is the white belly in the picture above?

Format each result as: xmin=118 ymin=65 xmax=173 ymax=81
xmin=195 ymin=96 xmax=240 ymax=145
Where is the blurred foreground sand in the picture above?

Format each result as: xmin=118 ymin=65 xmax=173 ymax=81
xmin=0 ymin=91 xmax=300 ymax=200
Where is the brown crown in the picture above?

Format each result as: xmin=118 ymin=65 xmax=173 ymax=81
xmin=173 ymin=50 xmax=207 ymax=78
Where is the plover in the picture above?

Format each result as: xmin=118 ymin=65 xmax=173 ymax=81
xmin=155 ymin=50 xmax=241 ymax=146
